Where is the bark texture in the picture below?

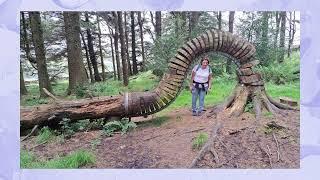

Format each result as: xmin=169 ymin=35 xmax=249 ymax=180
xmin=63 ymin=12 xmax=88 ymax=94
xmin=85 ymin=13 xmax=102 ymax=82
xmin=118 ymin=11 xmax=129 ymax=86
xmin=29 ymin=12 xmax=52 ymax=98
xmin=113 ymin=12 xmax=122 ymax=81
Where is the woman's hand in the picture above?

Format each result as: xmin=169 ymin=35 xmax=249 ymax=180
xmin=189 ymin=85 xmax=193 ymax=92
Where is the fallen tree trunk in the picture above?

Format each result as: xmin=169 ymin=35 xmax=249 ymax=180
xmin=21 ymin=96 xmax=124 ymax=130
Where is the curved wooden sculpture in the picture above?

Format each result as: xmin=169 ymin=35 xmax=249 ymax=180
xmin=20 ymin=29 xmax=296 ymax=130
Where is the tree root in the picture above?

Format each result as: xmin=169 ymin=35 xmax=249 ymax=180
xmin=209 ymin=84 xmax=298 ymax=119
xmin=190 ymin=122 xmax=222 ymax=168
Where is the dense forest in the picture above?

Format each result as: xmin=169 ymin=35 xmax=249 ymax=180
xmin=20 ymin=11 xmax=300 ymax=169
xmin=20 ymin=11 xmax=299 ymax=98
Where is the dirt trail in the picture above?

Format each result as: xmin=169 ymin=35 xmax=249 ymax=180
xmin=21 ymin=108 xmax=299 ymax=168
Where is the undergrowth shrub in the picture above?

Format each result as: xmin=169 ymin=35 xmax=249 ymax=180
xmin=255 ymin=51 xmax=299 ymax=84
xmin=36 ymin=126 xmax=55 ymax=144
xmin=103 ymin=118 xmax=137 ymax=136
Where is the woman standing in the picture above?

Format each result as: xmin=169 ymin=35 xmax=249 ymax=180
xmin=189 ymin=56 xmax=213 ymax=116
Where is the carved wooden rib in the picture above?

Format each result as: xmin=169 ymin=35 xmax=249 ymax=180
xmin=126 ymin=29 xmax=257 ymax=117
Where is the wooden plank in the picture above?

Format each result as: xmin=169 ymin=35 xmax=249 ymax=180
xmin=168 ymin=74 xmax=185 ymax=81
xmin=226 ymin=33 xmax=236 ymax=54
xmin=168 ymin=75 xmax=185 ymax=83
xmin=233 ymin=42 xmax=249 ymax=58
xmin=226 ymin=37 xmax=240 ymax=55
xmin=168 ymin=68 xmax=178 ymax=75
xmin=206 ymin=30 xmax=214 ymax=50
xmin=231 ymin=39 xmax=246 ymax=57
xmin=154 ymin=89 xmax=169 ymax=105
xmin=151 ymin=97 xmax=162 ymax=111
xmin=239 ymin=74 xmax=262 ymax=84
xmin=169 ymin=62 xmax=187 ymax=72
xmin=238 ymin=67 xmax=253 ymax=76
xmin=237 ymin=43 xmax=252 ymax=60
xmin=240 ymin=60 xmax=260 ymax=68
xmin=231 ymin=38 xmax=245 ymax=56
xmin=196 ymin=36 xmax=205 ymax=51
xmin=191 ymin=38 xmax=202 ymax=54
xmin=176 ymin=70 xmax=185 ymax=75
xmin=175 ymin=54 xmax=191 ymax=65
xmin=250 ymin=80 xmax=264 ymax=86
xmin=181 ymin=44 xmax=195 ymax=58
xmin=163 ymin=82 xmax=179 ymax=92
xmin=177 ymin=48 xmax=192 ymax=62
xmin=160 ymin=83 xmax=178 ymax=95
xmin=201 ymin=33 xmax=210 ymax=51
xmin=196 ymin=36 xmax=205 ymax=52
xmin=166 ymin=80 xmax=182 ymax=88
xmin=211 ymin=29 xmax=219 ymax=51
xmin=240 ymin=45 xmax=256 ymax=62
xmin=150 ymin=101 xmax=158 ymax=114
xmin=186 ymin=41 xmax=198 ymax=55
xmin=170 ymin=57 xmax=189 ymax=69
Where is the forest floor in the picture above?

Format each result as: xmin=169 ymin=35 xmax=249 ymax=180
xmin=21 ymin=107 xmax=299 ymax=168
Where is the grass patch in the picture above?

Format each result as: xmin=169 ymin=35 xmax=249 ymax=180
xmin=21 ymin=71 xmax=159 ymax=106
xmin=138 ymin=116 xmax=170 ymax=128
xmin=263 ymin=111 xmax=274 ymax=118
xmin=36 ymin=127 xmax=55 ymax=144
xmin=192 ymin=132 xmax=208 ymax=150
xmin=151 ymin=116 xmax=169 ymax=126
xmin=265 ymin=81 xmax=300 ymax=102
xmin=20 ymin=149 xmax=95 ymax=168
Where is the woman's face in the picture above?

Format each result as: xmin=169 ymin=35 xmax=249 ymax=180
xmin=202 ymin=59 xmax=209 ymax=67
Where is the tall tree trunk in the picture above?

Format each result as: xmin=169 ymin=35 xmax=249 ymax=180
xmin=173 ymin=12 xmax=187 ymax=39
xmin=155 ymin=11 xmax=162 ymax=39
xmin=63 ymin=12 xmax=88 ymax=94
xmin=137 ymin=12 xmax=145 ymax=72
xmin=260 ymin=12 xmax=269 ymax=62
xmin=181 ymin=12 xmax=187 ymax=31
xmin=20 ymin=62 xmax=28 ymax=95
xmin=113 ymin=12 xmax=122 ymax=81
xmin=279 ymin=11 xmax=286 ymax=63
xmin=189 ymin=12 xmax=201 ymax=39
xmin=117 ymin=11 xmax=129 ymax=86
xmin=217 ymin=11 xmax=222 ymax=30
xmin=109 ymin=33 xmax=117 ymax=80
xmin=80 ymin=31 xmax=94 ymax=83
xmin=124 ymin=12 xmax=132 ymax=76
xmin=226 ymin=11 xmax=235 ymax=74
xmin=97 ymin=15 xmax=106 ymax=81
xmin=85 ymin=13 xmax=101 ymax=82
xmin=273 ymin=12 xmax=281 ymax=49
xmin=29 ymin=12 xmax=52 ymax=98
xmin=291 ymin=12 xmax=296 ymax=53
xmin=287 ymin=12 xmax=293 ymax=58
xmin=21 ymin=12 xmax=35 ymax=64
xmin=132 ymin=12 xmax=139 ymax=74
